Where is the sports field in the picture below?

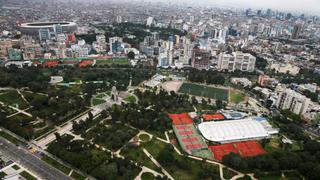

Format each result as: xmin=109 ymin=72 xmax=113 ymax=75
xmin=230 ymin=90 xmax=246 ymax=104
xmin=169 ymin=113 xmax=214 ymax=160
xmin=209 ymin=141 xmax=266 ymax=161
xmin=178 ymin=83 xmax=229 ymax=101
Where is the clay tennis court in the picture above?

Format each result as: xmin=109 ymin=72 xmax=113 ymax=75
xmin=209 ymin=141 xmax=266 ymax=161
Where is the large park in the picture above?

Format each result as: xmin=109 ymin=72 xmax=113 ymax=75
xmin=0 ymin=66 xmax=319 ymax=180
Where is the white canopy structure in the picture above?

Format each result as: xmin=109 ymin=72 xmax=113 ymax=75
xmin=198 ymin=117 xmax=278 ymax=144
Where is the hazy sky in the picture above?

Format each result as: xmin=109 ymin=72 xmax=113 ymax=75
xmin=147 ymin=0 xmax=320 ymax=15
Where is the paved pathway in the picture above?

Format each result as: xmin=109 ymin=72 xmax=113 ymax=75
xmin=6 ymin=107 xmax=32 ymax=118
xmin=134 ymin=166 xmax=163 ymax=180
xmin=142 ymin=148 xmax=174 ymax=180
xmin=0 ymin=101 xmax=33 ymax=117
xmin=34 ymin=102 xmax=112 ymax=149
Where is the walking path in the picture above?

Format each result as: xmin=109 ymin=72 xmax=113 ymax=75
xmin=142 ymin=148 xmax=174 ymax=180
xmin=16 ymin=89 xmax=29 ymax=105
xmin=6 ymin=107 xmax=32 ymax=118
xmin=0 ymin=101 xmax=33 ymax=117
xmin=134 ymin=166 xmax=163 ymax=180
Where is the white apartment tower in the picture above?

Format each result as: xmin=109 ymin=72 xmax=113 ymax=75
xmin=276 ymin=88 xmax=311 ymax=115
xmin=218 ymin=51 xmax=256 ymax=72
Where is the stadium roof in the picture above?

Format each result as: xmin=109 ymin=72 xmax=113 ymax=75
xmin=198 ymin=118 xmax=278 ymax=143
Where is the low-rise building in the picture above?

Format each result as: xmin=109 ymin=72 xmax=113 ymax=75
xmin=231 ymin=78 xmax=252 ymax=87
xmin=258 ymin=75 xmax=279 ymax=88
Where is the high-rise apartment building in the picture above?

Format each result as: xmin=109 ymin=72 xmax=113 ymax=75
xmin=38 ymin=28 xmax=50 ymax=41
xmin=218 ymin=51 xmax=256 ymax=72
xmin=276 ymin=88 xmax=311 ymax=115
xmin=192 ymin=48 xmax=210 ymax=70
xmin=53 ymin=24 xmax=63 ymax=34
xmin=291 ymin=24 xmax=302 ymax=39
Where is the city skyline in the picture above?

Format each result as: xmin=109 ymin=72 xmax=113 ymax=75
xmin=136 ymin=0 xmax=320 ymax=15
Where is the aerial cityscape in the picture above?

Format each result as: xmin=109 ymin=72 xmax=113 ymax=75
xmin=0 ymin=0 xmax=320 ymax=180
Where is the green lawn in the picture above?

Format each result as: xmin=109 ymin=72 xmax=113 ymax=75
xmin=0 ymin=130 xmax=25 ymax=145
xmin=3 ymin=114 xmax=37 ymax=140
xmin=146 ymin=129 xmax=166 ymax=140
xmin=124 ymin=96 xmax=137 ymax=103
xmin=121 ymin=144 xmax=159 ymax=171
xmin=264 ymin=137 xmax=281 ymax=152
xmin=0 ymin=171 xmax=7 ymax=178
xmin=283 ymin=171 xmax=303 ymax=180
xmin=0 ymin=90 xmax=29 ymax=109
xmin=71 ymin=171 xmax=86 ymax=180
xmin=178 ymin=83 xmax=229 ymax=101
xmin=139 ymin=134 xmax=151 ymax=142
xmin=12 ymin=164 xmax=20 ymax=170
xmin=92 ymin=98 xmax=106 ymax=106
xmin=230 ymin=90 xmax=246 ymax=104
xmin=96 ymin=94 xmax=105 ymax=99
xmin=290 ymin=141 xmax=303 ymax=151
xmin=223 ymin=167 xmax=237 ymax=179
xmin=41 ymin=155 xmax=71 ymax=175
xmin=20 ymin=171 xmax=37 ymax=180
xmin=141 ymin=172 xmax=155 ymax=180
xmin=96 ymin=58 xmax=129 ymax=66
xmin=85 ymin=123 xmax=139 ymax=150
xmin=258 ymin=172 xmax=282 ymax=180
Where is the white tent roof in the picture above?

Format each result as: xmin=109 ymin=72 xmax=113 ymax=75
xmin=198 ymin=118 xmax=275 ymax=143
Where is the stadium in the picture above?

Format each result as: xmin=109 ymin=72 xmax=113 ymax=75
xmin=20 ymin=22 xmax=77 ymax=35
xmin=169 ymin=111 xmax=279 ymax=161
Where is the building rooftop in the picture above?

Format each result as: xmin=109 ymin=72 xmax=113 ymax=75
xmin=198 ymin=117 xmax=278 ymax=143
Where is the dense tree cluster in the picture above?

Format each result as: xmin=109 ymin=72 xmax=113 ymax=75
xmin=187 ymin=69 xmax=226 ymax=85
xmin=92 ymin=22 xmax=186 ymax=48
xmin=0 ymin=113 xmax=34 ymax=140
xmin=186 ymin=68 xmax=258 ymax=85
xmin=29 ymin=88 xmax=86 ymax=124
xmin=302 ymin=90 xmax=319 ymax=102
xmin=108 ymin=89 xmax=193 ymax=133
xmin=47 ymin=135 xmax=141 ymax=180
xmin=84 ymin=123 xmax=139 ymax=150
xmin=0 ymin=66 xmax=50 ymax=91
xmin=280 ymin=69 xmax=320 ymax=85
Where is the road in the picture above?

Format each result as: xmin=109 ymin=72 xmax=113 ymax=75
xmin=0 ymin=137 xmax=71 ymax=180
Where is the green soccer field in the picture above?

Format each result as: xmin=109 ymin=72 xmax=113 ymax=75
xmin=178 ymin=83 xmax=229 ymax=101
